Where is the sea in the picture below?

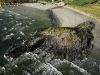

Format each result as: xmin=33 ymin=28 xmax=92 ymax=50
xmin=0 ymin=6 xmax=100 ymax=75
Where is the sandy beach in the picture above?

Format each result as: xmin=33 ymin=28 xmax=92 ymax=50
xmin=24 ymin=3 xmax=100 ymax=59
xmin=24 ymin=3 xmax=57 ymax=10
xmin=24 ymin=3 xmax=99 ymax=27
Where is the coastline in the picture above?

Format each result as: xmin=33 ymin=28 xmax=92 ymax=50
xmin=24 ymin=3 xmax=57 ymax=10
xmin=0 ymin=3 xmax=100 ymax=75
xmin=24 ymin=3 xmax=100 ymax=27
xmin=24 ymin=3 xmax=100 ymax=59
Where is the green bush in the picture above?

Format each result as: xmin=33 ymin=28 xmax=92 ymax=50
xmin=64 ymin=0 xmax=99 ymax=6
xmin=64 ymin=0 xmax=73 ymax=4
xmin=97 ymin=0 xmax=100 ymax=4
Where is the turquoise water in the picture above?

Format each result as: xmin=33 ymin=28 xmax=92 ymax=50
xmin=0 ymin=6 xmax=100 ymax=75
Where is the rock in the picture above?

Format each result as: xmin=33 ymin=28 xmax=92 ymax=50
xmin=6 ymin=21 xmax=95 ymax=61
xmin=57 ymin=2 xmax=65 ymax=6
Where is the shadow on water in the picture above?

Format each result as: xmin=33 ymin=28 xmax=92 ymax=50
xmin=47 ymin=9 xmax=60 ymax=26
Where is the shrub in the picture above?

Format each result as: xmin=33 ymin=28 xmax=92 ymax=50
xmin=64 ymin=0 xmax=99 ymax=6
xmin=97 ymin=0 xmax=100 ymax=4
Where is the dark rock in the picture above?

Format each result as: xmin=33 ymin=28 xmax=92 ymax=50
xmin=6 ymin=21 xmax=95 ymax=61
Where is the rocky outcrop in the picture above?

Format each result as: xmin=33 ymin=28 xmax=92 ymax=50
xmin=6 ymin=21 xmax=95 ymax=61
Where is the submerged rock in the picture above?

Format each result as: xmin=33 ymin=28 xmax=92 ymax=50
xmin=6 ymin=21 xmax=95 ymax=61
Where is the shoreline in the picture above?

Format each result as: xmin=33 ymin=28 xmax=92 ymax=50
xmin=24 ymin=3 xmax=100 ymax=27
xmin=24 ymin=3 xmax=100 ymax=59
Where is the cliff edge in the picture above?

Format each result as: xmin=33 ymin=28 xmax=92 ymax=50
xmin=6 ymin=21 xmax=95 ymax=61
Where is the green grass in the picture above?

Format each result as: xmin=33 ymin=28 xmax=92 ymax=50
xmin=41 ymin=27 xmax=76 ymax=38
xmin=68 ymin=4 xmax=100 ymax=19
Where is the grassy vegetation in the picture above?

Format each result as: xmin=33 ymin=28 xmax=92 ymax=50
xmin=64 ymin=0 xmax=100 ymax=19
xmin=41 ymin=26 xmax=76 ymax=38
xmin=64 ymin=0 xmax=99 ymax=5
xmin=41 ymin=21 xmax=94 ymax=46
xmin=68 ymin=4 xmax=100 ymax=19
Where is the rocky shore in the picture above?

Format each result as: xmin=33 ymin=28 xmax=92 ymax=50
xmin=6 ymin=21 xmax=94 ymax=61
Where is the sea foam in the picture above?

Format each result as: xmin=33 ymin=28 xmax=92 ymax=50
xmin=19 ymin=31 xmax=24 ymax=35
xmin=0 ymin=19 xmax=3 ymax=21
xmin=3 ymin=27 xmax=7 ymax=30
xmin=33 ymin=63 xmax=62 ymax=75
xmin=71 ymin=62 xmax=91 ymax=75
xmin=3 ymin=33 xmax=14 ymax=41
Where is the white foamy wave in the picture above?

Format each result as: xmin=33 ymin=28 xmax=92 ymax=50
xmin=4 ymin=55 xmax=14 ymax=62
xmin=24 ymin=52 xmax=39 ymax=59
xmin=8 ymin=15 xmax=12 ymax=17
xmin=0 ymin=67 xmax=5 ymax=71
xmin=69 ymin=70 xmax=74 ymax=75
xmin=0 ymin=11 xmax=3 ymax=13
xmin=0 ymin=9 xmax=5 ymax=12
xmin=4 ymin=54 xmax=14 ymax=61
xmin=33 ymin=63 xmax=62 ymax=75
xmin=5 ymin=52 xmax=40 ymax=67
xmin=10 ymin=27 xmax=14 ymax=31
xmin=3 ymin=27 xmax=7 ymax=30
xmin=16 ymin=21 xmax=18 ymax=23
xmin=25 ymin=25 xmax=29 ymax=28
xmin=92 ymin=61 xmax=97 ymax=67
xmin=0 ymin=19 xmax=3 ymax=21
xmin=16 ymin=23 xmax=22 ymax=26
xmin=15 ymin=52 xmax=39 ymax=63
xmin=7 ymin=10 xmax=21 ymax=16
xmin=32 ymin=20 xmax=35 ymax=21
xmin=23 ymin=71 xmax=31 ymax=75
xmin=19 ymin=27 xmax=26 ymax=31
xmin=15 ymin=13 xmax=20 ymax=16
xmin=10 ymin=33 xmax=14 ymax=36
xmin=71 ymin=62 xmax=91 ymax=75
xmin=14 ymin=65 xmax=18 ymax=68
xmin=25 ymin=17 xmax=28 ymax=19
xmin=7 ymin=10 xmax=13 ymax=14
xmin=19 ymin=31 xmax=24 ymax=35
xmin=4 ymin=55 xmax=7 ymax=59
xmin=21 ymin=40 xmax=25 ymax=45
xmin=51 ymin=59 xmax=69 ymax=67
xmin=72 ymin=58 xmax=88 ymax=66
xmin=29 ymin=22 xmax=32 ymax=25
xmin=17 ymin=37 xmax=20 ymax=39
xmin=51 ymin=59 xmax=91 ymax=75
xmin=3 ymin=33 xmax=14 ymax=41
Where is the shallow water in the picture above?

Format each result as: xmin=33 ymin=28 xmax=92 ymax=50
xmin=0 ymin=6 xmax=53 ymax=53
xmin=0 ymin=6 xmax=100 ymax=75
